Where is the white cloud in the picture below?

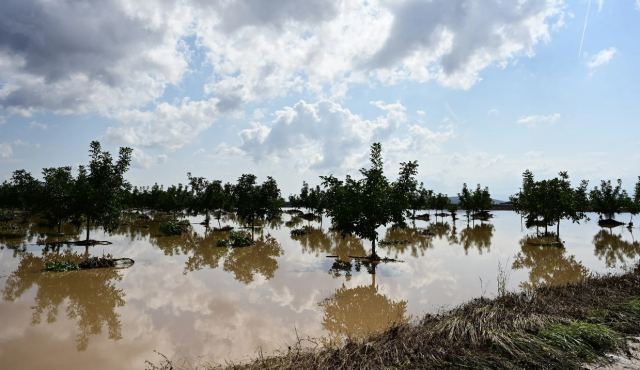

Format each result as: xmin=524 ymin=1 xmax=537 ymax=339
xmin=587 ymin=47 xmax=617 ymax=70
xmin=636 ymin=0 xmax=640 ymax=10
xmin=234 ymin=99 xmax=453 ymax=172
xmin=0 ymin=143 xmax=13 ymax=159
xmin=0 ymin=0 xmax=567 ymax=152
xmin=368 ymin=0 xmax=565 ymax=89
xmin=106 ymin=98 xmax=220 ymax=150
xmin=517 ymin=113 xmax=561 ymax=127
xmin=131 ymin=149 xmax=168 ymax=169
xmin=0 ymin=0 xmax=191 ymax=115
xmin=28 ymin=121 xmax=47 ymax=130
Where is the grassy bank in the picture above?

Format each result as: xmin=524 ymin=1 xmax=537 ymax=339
xmin=148 ymin=265 xmax=640 ymax=370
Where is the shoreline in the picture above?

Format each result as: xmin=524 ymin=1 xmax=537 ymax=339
xmin=148 ymin=264 xmax=640 ymax=370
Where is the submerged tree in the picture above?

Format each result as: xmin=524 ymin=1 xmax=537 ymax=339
xmin=233 ymin=174 xmax=283 ymax=238
xmin=458 ymin=183 xmax=492 ymax=223
xmin=511 ymin=170 xmax=589 ymax=240
xmin=322 ymin=143 xmax=407 ymax=259
xmin=72 ymin=141 xmax=132 ymax=244
xmin=590 ymin=179 xmax=629 ymax=222
xmin=40 ymin=167 xmax=75 ymax=233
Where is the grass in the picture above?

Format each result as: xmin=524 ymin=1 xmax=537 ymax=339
xmin=147 ymin=264 xmax=640 ymax=370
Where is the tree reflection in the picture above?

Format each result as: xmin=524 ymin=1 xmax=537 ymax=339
xmin=512 ymin=238 xmax=588 ymax=291
xmin=593 ymin=229 xmax=640 ymax=268
xmin=459 ymin=223 xmax=494 ymax=255
xmin=223 ymin=236 xmax=283 ymax=284
xmin=320 ymin=263 xmax=407 ymax=341
xmin=379 ymin=226 xmax=433 ymax=258
xmin=2 ymin=252 xmax=125 ymax=350
xmin=427 ymin=222 xmax=450 ymax=239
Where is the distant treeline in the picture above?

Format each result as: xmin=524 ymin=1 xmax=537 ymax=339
xmin=1 ymin=141 xmax=639 ymax=246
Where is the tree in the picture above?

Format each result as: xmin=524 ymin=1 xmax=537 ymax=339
xmin=590 ymin=179 xmax=628 ymax=221
xmin=458 ymin=183 xmax=473 ymax=223
xmin=72 ymin=141 xmax=132 ymax=244
xmin=233 ymin=174 xmax=283 ymax=239
xmin=8 ymin=169 xmax=41 ymax=213
xmin=628 ymin=177 xmax=640 ymax=225
xmin=391 ymin=160 xmax=419 ymax=227
xmin=322 ymin=143 xmax=400 ymax=259
xmin=511 ymin=170 xmax=588 ymax=240
xmin=41 ymin=167 xmax=75 ymax=233
xmin=187 ymin=173 xmax=210 ymax=223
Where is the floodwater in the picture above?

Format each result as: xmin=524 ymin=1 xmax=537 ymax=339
xmin=0 ymin=211 xmax=638 ymax=370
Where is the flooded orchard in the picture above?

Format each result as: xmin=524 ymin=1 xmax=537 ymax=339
xmin=0 ymin=211 xmax=638 ymax=370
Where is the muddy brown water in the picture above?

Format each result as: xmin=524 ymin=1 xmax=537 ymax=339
xmin=0 ymin=211 xmax=638 ymax=370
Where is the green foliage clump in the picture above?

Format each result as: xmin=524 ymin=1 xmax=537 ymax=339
xmin=159 ymin=219 xmax=190 ymax=236
xmin=44 ymin=261 xmax=80 ymax=272
xmin=217 ymin=230 xmax=253 ymax=247
xmin=540 ymin=322 xmax=622 ymax=360
xmin=511 ymin=170 xmax=589 ymax=238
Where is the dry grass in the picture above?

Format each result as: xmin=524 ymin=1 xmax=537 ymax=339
xmin=147 ymin=265 xmax=640 ymax=370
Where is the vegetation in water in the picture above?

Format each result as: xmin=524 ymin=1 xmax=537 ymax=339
xmin=217 ymin=230 xmax=254 ymax=247
xmin=159 ymin=219 xmax=191 ymax=236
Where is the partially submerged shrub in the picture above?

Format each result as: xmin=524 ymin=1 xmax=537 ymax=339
xmin=159 ymin=219 xmax=190 ymax=236
xmin=217 ymin=230 xmax=253 ymax=247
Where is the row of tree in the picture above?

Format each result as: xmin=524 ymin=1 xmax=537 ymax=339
xmin=511 ymin=170 xmax=640 ymax=239
xmin=1 ymin=141 xmax=638 ymax=250
xmin=0 ymin=142 xmax=132 ymax=243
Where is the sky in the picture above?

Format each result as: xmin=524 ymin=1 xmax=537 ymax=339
xmin=0 ymin=0 xmax=639 ymax=200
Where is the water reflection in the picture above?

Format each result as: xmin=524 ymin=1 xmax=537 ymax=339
xmin=2 ymin=252 xmax=125 ymax=350
xmin=380 ymin=227 xmax=433 ymax=258
xmin=223 ymin=236 xmax=283 ymax=284
xmin=459 ymin=223 xmax=494 ymax=255
xmin=320 ymin=263 xmax=408 ymax=341
xmin=593 ymin=229 xmax=640 ymax=268
xmin=512 ymin=237 xmax=588 ymax=290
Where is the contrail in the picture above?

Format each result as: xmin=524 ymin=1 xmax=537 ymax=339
xmin=578 ymin=0 xmax=593 ymax=57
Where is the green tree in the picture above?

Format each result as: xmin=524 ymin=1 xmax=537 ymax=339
xmin=590 ymin=179 xmax=628 ymax=221
xmin=233 ymin=174 xmax=283 ymax=239
xmin=458 ymin=183 xmax=473 ymax=223
xmin=41 ymin=167 xmax=75 ymax=233
xmin=391 ymin=160 xmax=419 ymax=227
xmin=322 ymin=143 xmax=400 ymax=259
xmin=72 ymin=141 xmax=132 ymax=244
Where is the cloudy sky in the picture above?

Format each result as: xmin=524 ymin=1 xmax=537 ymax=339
xmin=0 ymin=0 xmax=639 ymax=199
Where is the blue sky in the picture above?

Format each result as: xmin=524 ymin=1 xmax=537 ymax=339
xmin=0 ymin=0 xmax=639 ymax=200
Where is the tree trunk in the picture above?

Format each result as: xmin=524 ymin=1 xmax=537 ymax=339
xmin=86 ymin=217 xmax=91 ymax=243
xmin=371 ymin=238 xmax=379 ymax=260
xmin=557 ymin=219 xmax=560 ymax=240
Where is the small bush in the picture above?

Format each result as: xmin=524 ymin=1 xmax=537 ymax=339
xmin=159 ymin=220 xmax=190 ymax=236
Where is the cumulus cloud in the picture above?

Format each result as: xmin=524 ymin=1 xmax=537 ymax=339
xmin=517 ymin=113 xmax=561 ymax=127
xmin=367 ymin=0 xmax=564 ymax=89
xmin=0 ymin=0 xmax=567 ymax=152
xmin=0 ymin=0 xmax=191 ymax=115
xmin=106 ymin=98 xmax=219 ymax=150
xmin=0 ymin=143 xmax=12 ymax=159
xmin=234 ymin=99 xmax=453 ymax=172
xmin=587 ymin=47 xmax=617 ymax=71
